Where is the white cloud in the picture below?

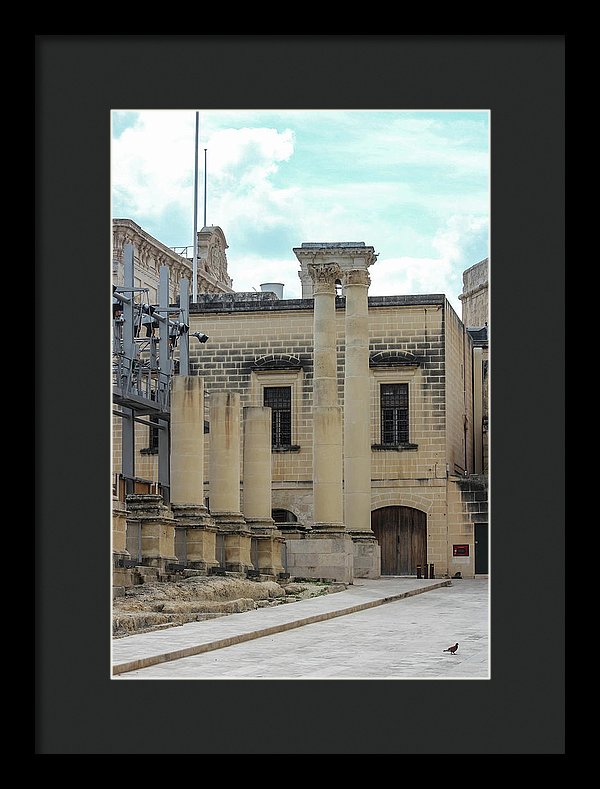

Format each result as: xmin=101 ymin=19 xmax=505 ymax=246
xmin=112 ymin=113 xmax=297 ymax=241
xmin=432 ymin=214 xmax=488 ymax=264
xmin=112 ymin=111 xmax=489 ymax=313
xmin=370 ymin=214 xmax=489 ymax=316
xmin=370 ymin=256 xmax=454 ymax=298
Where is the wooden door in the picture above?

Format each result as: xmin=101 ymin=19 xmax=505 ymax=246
xmin=371 ymin=506 xmax=427 ymax=576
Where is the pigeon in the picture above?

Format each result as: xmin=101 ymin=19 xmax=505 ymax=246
xmin=443 ymin=642 xmax=459 ymax=654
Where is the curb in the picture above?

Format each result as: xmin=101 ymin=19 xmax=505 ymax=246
xmin=112 ymin=579 xmax=451 ymax=676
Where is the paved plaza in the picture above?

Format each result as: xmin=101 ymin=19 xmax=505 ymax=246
xmin=114 ymin=578 xmax=489 ymax=680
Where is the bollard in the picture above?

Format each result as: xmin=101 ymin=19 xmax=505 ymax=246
xmin=430 ymin=563 xmax=435 ymax=579
xmin=416 ymin=564 xmax=422 ymax=579
xmin=423 ymin=563 xmax=429 ymax=579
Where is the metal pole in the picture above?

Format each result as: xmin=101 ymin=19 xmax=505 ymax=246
xmin=192 ymin=111 xmax=199 ymax=304
xmin=158 ymin=266 xmax=170 ymax=499
xmin=179 ymin=277 xmax=190 ymax=376
xmin=204 ymin=148 xmax=207 ymax=228
xmin=122 ymin=243 xmax=136 ymax=491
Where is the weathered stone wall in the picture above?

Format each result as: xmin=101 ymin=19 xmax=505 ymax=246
xmin=482 ymin=355 xmax=489 ymax=474
xmin=444 ymin=299 xmax=474 ymax=476
xmin=459 ymin=257 xmax=488 ymax=329
xmin=446 ymin=474 xmax=488 ymax=577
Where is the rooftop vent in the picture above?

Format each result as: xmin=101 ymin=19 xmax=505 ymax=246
xmin=260 ymin=282 xmax=284 ymax=299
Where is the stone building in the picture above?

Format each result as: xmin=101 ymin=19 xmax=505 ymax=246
xmin=459 ymin=258 xmax=489 ymax=477
xmin=459 ymin=257 xmax=488 ymax=329
xmin=112 ymin=220 xmax=233 ymax=485
xmin=112 ymin=219 xmax=234 ymax=300
xmin=113 ymin=224 xmax=489 ymax=581
xmin=458 ymin=257 xmax=489 ymax=570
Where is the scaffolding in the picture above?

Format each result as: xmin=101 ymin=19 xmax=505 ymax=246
xmin=112 ymin=242 xmax=197 ymax=502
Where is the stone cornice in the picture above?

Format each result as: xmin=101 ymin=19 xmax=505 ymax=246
xmin=112 ymin=219 xmax=233 ymax=293
xmin=293 ymin=242 xmax=377 ymax=268
xmin=458 ymin=282 xmax=488 ymax=301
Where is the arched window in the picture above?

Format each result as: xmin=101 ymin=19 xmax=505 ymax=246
xmin=272 ymin=509 xmax=298 ymax=524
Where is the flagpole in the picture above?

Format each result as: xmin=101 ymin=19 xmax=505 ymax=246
xmin=192 ymin=112 xmax=199 ymax=303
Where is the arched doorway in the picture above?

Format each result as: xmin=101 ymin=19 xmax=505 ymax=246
xmin=371 ymin=506 xmax=427 ymax=576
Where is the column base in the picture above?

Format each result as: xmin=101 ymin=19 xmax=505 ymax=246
xmin=212 ymin=511 xmax=253 ymax=573
xmin=142 ymin=555 xmax=178 ymax=573
xmin=285 ymin=531 xmax=354 ymax=583
xmin=170 ymin=502 xmax=211 ymax=523
xmin=247 ymin=520 xmax=286 ymax=576
xmin=311 ymin=522 xmax=347 ymax=536
xmin=348 ymin=532 xmax=381 ymax=579
xmin=112 ymin=497 xmax=129 ymax=556
xmin=171 ymin=504 xmax=219 ymax=570
xmin=126 ymin=494 xmax=177 ymax=570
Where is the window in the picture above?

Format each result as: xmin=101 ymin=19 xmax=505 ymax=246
xmin=272 ymin=509 xmax=298 ymax=524
xmin=380 ymin=383 xmax=409 ymax=445
xmin=264 ymin=386 xmax=292 ymax=447
xmin=141 ymin=393 xmax=160 ymax=454
xmin=149 ymin=416 xmax=159 ymax=452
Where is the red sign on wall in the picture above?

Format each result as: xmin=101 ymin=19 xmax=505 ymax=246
xmin=453 ymin=544 xmax=469 ymax=557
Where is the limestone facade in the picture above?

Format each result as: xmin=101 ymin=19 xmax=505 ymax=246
xmin=459 ymin=257 xmax=489 ymax=477
xmin=459 ymin=257 xmax=488 ymax=329
xmin=112 ymin=219 xmax=233 ymax=302
xmin=112 ymin=223 xmax=488 ymax=580
xmin=179 ymin=294 xmax=480 ymax=578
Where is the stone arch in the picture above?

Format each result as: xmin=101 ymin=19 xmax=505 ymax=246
xmin=369 ymin=350 xmax=421 ymax=368
xmin=371 ymin=503 xmax=428 ymax=576
xmin=272 ymin=508 xmax=298 ymax=524
xmin=371 ymin=490 xmax=434 ymax=515
xmin=251 ymin=353 xmax=302 ymax=371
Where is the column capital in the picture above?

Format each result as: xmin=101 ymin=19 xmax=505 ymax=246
xmin=307 ymin=263 xmax=342 ymax=295
xmin=342 ymin=268 xmax=371 ymax=288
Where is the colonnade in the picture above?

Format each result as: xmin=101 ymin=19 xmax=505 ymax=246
xmin=113 ymin=244 xmax=381 ymax=582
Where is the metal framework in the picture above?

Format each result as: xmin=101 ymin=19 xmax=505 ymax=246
xmin=112 ymin=243 xmax=196 ymax=501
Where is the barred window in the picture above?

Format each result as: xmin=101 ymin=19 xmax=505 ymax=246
xmin=149 ymin=416 xmax=159 ymax=452
xmin=264 ymin=386 xmax=292 ymax=447
xmin=380 ymin=383 xmax=409 ymax=445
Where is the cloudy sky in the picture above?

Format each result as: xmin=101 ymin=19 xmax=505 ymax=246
xmin=112 ymin=110 xmax=489 ymax=315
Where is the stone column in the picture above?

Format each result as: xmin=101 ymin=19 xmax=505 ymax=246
xmin=308 ymin=262 xmax=344 ymax=531
xmin=343 ymin=268 xmax=380 ymax=578
xmin=170 ymin=375 xmax=217 ymax=571
xmin=209 ymin=391 xmax=252 ymax=573
xmin=285 ymin=262 xmax=353 ymax=584
xmin=243 ymin=406 xmax=284 ymax=576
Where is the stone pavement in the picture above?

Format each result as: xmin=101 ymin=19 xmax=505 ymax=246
xmin=113 ymin=578 xmax=489 ymax=679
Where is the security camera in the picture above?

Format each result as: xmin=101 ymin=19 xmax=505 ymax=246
xmin=191 ymin=332 xmax=209 ymax=343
